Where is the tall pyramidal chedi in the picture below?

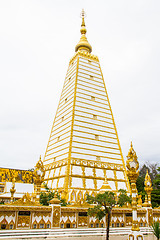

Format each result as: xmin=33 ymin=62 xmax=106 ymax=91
xmin=43 ymin=11 xmax=130 ymax=201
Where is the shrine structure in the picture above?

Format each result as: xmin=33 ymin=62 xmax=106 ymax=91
xmin=0 ymin=11 xmax=160 ymax=236
xmin=43 ymin=10 xmax=130 ymax=202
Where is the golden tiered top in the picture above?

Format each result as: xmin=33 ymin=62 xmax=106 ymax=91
xmin=75 ymin=9 xmax=92 ymax=53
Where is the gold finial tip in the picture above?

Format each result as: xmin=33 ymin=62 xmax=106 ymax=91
xmin=80 ymin=9 xmax=86 ymax=19
xmin=75 ymin=9 xmax=92 ymax=53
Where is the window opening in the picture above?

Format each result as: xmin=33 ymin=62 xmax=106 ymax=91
xmin=78 ymin=212 xmax=87 ymax=216
xmin=91 ymin=96 xmax=95 ymax=101
xmin=66 ymin=223 xmax=70 ymax=228
xmin=95 ymin=135 xmax=99 ymax=140
xmin=40 ymin=224 xmax=44 ymax=229
xmin=47 ymin=224 xmax=50 ymax=228
xmin=9 ymin=225 xmax=13 ymax=229
xmin=33 ymin=224 xmax=37 ymax=229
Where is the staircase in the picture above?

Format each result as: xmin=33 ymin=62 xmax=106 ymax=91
xmin=0 ymin=227 xmax=153 ymax=239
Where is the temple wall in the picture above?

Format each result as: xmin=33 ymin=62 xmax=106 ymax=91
xmin=0 ymin=204 xmax=160 ymax=230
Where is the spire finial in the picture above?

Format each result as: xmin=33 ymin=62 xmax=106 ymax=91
xmin=81 ymin=9 xmax=86 ymax=27
xmin=75 ymin=9 xmax=92 ymax=53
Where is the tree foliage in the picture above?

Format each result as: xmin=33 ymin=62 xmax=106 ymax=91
xmin=136 ymin=163 xmax=160 ymax=207
xmin=152 ymin=221 xmax=160 ymax=240
xmin=40 ymin=183 xmax=67 ymax=206
xmin=86 ymin=190 xmax=131 ymax=240
xmin=0 ymin=200 xmax=4 ymax=205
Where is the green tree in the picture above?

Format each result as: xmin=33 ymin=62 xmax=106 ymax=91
xmin=152 ymin=221 xmax=160 ymax=240
xmin=152 ymin=167 xmax=160 ymax=208
xmin=0 ymin=200 xmax=4 ymax=205
xmin=40 ymin=183 xmax=67 ymax=206
xmin=136 ymin=163 xmax=160 ymax=207
xmin=153 ymin=167 xmax=160 ymax=189
xmin=86 ymin=189 xmax=131 ymax=240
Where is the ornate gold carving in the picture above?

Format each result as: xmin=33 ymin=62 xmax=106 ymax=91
xmin=10 ymin=177 xmax=16 ymax=202
xmin=137 ymin=195 xmax=142 ymax=208
xmin=99 ymin=178 xmax=111 ymax=193
xmin=33 ymin=156 xmax=45 ymax=195
xmin=144 ymin=170 xmax=153 ymax=207
xmin=0 ymin=168 xmax=33 ymax=183
xmin=78 ymin=216 xmax=88 ymax=227
xmin=148 ymin=208 xmax=153 ymax=226
xmin=70 ymin=50 xmax=99 ymax=65
xmin=52 ymin=206 xmax=61 ymax=228
xmin=18 ymin=216 xmax=30 ymax=228
xmin=33 ymin=212 xmax=51 ymax=217
xmin=9 ymin=193 xmax=40 ymax=206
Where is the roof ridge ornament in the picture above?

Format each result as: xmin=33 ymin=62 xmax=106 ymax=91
xmin=75 ymin=9 xmax=92 ymax=53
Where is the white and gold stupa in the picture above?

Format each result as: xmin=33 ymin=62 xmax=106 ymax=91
xmin=43 ymin=11 xmax=130 ymax=201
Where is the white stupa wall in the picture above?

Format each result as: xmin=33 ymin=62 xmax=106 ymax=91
xmin=43 ymin=53 xmax=130 ymax=196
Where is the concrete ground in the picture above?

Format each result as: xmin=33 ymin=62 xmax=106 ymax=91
xmin=46 ymin=234 xmax=155 ymax=240
xmin=0 ymin=234 xmax=156 ymax=240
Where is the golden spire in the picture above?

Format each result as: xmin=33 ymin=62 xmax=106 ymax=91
xmin=75 ymin=9 xmax=92 ymax=53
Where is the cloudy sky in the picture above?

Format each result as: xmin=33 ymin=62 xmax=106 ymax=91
xmin=0 ymin=0 xmax=160 ymax=170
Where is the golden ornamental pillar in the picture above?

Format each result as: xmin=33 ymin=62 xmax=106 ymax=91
xmin=144 ymin=170 xmax=153 ymax=207
xmin=126 ymin=142 xmax=144 ymax=240
xmin=49 ymin=193 xmax=61 ymax=228
xmin=33 ymin=156 xmax=45 ymax=200
xmin=143 ymin=170 xmax=153 ymax=226
xmin=10 ymin=177 xmax=16 ymax=202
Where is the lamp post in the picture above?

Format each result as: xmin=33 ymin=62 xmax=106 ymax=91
xmin=126 ymin=142 xmax=144 ymax=240
xmin=33 ymin=156 xmax=45 ymax=200
xmin=144 ymin=170 xmax=152 ymax=207
xmin=143 ymin=170 xmax=153 ymax=227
